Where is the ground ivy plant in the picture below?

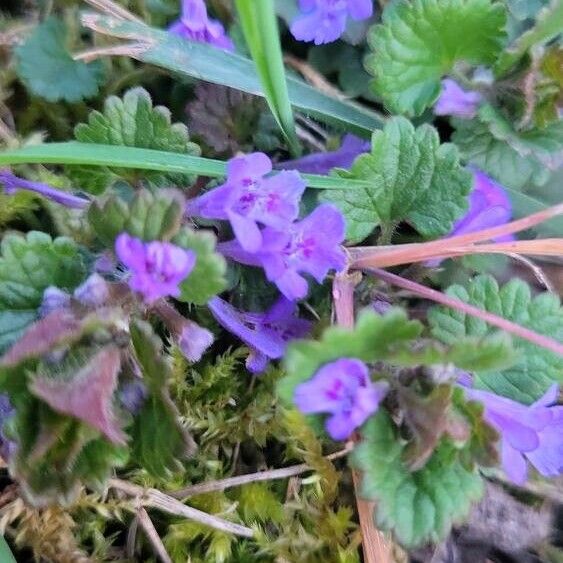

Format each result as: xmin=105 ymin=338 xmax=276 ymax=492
xmin=0 ymin=0 xmax=561 ymax=561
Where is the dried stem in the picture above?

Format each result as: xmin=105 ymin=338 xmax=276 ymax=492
xmin=82 ymin=0 xmax=143 ymax=22
xmin=333 ymin=273 xmax=394 ymax=563
xmin=108 ymin=479 xmax=254 ymax=538
xmin=366 ymin=267 xmax=563 ymax=357
xmin=170 ymin=444 xmax=353 ymax=499
xmin=74 ymin=43 xmax=149 ymax=63
xmin=136 ymin=507 xmax=173 ymax=563
xmin=506 ymin=253 xmax=555 ymax=292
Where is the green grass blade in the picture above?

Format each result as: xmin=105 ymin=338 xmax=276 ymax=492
xmin=80 ymin=11 xmax=384 ymax=137
xmin=235 ymin=0 xmax=299 ymax=154
xmin=0 ymin=142 xmax=371 ymax=190
xmin=0 ymin=536 xmax=16 ymax=563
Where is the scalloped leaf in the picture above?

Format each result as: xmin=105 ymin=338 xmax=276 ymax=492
xmin=68 ymin=87 xmax=200 ymax=193
xmin=429 ymin=275 xmax=563 ymax=403
xmin=351 ymin=411 xmax=483 ymax=548
xmin=366 ymin=0 xmax=506 ymax=115
xmin=320 ymin=117 xmax=471 ymax=242
xmin=87 ymin=188 xmax=184 ymax=246
xmin=172 ymin=227 xmax=227 ymax=305
xmin=0 ymin=232 xmax=85 ymax=353
xmin=15 ymin=17 xmax=104 ymax=103
xmin=130 ymin=320 xmax=196 ymax=476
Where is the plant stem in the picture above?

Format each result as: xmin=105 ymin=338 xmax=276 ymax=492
xmin=136 ymin=508 xmax=173 ymax=563
xmin=170 ymin=444 xmax=353 ymax=499
xmin=108 ymin=479 xmax=254 ymax=538
xmin=366 ymin=267 xmax=563 ymax=357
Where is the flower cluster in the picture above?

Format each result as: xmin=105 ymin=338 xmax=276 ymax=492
xmin=294 ymin=358 xmax=388 ymax=439
xmin=188 ymin=152 xmax=347 ymax=301
xmin=169 ymin=0 xmax=234 ymax=51
xmin=465 ymin=385 xmax=563 ymax=484
xmin=290 ymin=0 xmax=374 ymax=45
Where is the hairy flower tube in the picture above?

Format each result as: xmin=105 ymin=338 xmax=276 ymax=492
xmin=115 ymin=233 xmax=196 ymax=304
xmin=434 ymin=79 xmax=483 ymax=119
xmin=208 ymin=296 xmax=311 ymax=373
xmin=294 ymin=358 xmax=388 ymax=440
xmin=187 ymin=152 xmax=306 ymax=253
xmin=0 ymin=169 xmax=89 ymax=209
xmin=278 ymin=134 xmax=370 ymax=175
xmin=465 ymin=385 xmax=563 ymax=484
xmin=290 ymin=0 xmax=374 ymax=45
xmin=169 ymin=0 xmax=234 ymax=51
xmin=219 ymin=203 xmax=347 ymax=301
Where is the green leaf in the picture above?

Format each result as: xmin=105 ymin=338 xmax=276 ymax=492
xmin=0 ymin=142 xmax=374 ymax=191
xmin=351 ymin=411 xmax=483 ymax=548
xmin=0 ymin=535 xmax=16 ymax=563
xmin=130 ymin=320 xmax=196 ymax=476
xmin=0 ymin=232 xmax=86 ymax=353
xmin=366 ymin=0 xmax=506 ymax=115
xmin=70 ymin=87 xmax=200 ymax=193
xmin=235 ymin=0 xmax=299 ymax=153
xmin=15 ymin=17 xmax=104 ymax=103
xmin=429 ymin=275 xmax=563 ymax=403
xmin=87 ymin=188 xmax=184 ymax=246
xmin=172 ymin=227 xmax=227 ymax=305
xmin=496 ymin=0 xmax=563 ymax=76
xmin=80 ymin=12 xmax=385 ymax=136
xmin=320 ymin=117 xmax=471 ymax=242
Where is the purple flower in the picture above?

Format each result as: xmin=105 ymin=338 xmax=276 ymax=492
xmin=187 ymin=153 xmax=306 ymax=253
xmin=465 ymin=385 xmax=563 ymax=484
xmin=294 ymin=358 xmax=388 ymax=440
xmin=179 ymin=321 xmax=214 ymax=363
xmin=290 ymin=0 xmax=373 ymax=45
xmin=278 ymin=134 xmax=370 ymax=175
xmin=208 ymin=296 xmax=311 ymax=373
xmin=169 ymin=0 xmax=234 ymax=51
xmin=73 ymin=273 xmax=110 ymax=307
xmin=219 ymin=204 xmax=347 ymax=301
xmin=39 ymin=286 xmax=71 ymax=317
xmin=434 ymin=79 xmax=482 ymax=119
xmin=0 ymin=169 xmax=89 ymax=209
xmin=119 ymin=380 xmax=148 ymax=414
xmin=115 ymin=233 xmax=196 ymax=304
xmin=0 ymin=394 xmax=16 ymax=462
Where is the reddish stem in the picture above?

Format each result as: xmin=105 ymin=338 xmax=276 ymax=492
xmin=366 ymin=267 xmax=563 ymax=357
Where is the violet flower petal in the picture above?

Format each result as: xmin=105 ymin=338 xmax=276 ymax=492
xmin=73 ymin=273 xmax=110 ymax=307
xmin=434 ymin=79 xmax=483 ymax=119
xmin=179 ymin=320 xmax=214 ymax=362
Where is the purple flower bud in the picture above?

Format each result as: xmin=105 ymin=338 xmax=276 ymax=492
xmin=465 ymin=385 xmax=563 ymax=484
xmin=0 ymin=169 xmax=89 ymax=209
xmin=94 ymin=253 xmax=116 ymax=274
xmin=451 ymin=168 xmax=515 ymax=241
xmin=294 ymin=358 xmax=388 ymax=440
xmin=290 ymin=0 xmax=373 ymax=45
xmin=119 ymin=380 xmax=148 ymax=414
xmin=434 ymin=79 xmax=483 ymax=119
xmin=187 ymin=152 xmax=306 ymax=253
xmin=179 ymin=320 xmax=214 ymax=362
xmin=115 ymin=233 xmax=196 ymax=304
xmin=219 ymin=203 xmax=347 ymax=301
xmin=278 ymin=134 xmax=370 ymax=175
xmin=169 ymin=0 xmax=234 ymax=51
xmin=208 ymin=296 xmax=311 ymax=373
xmin=73 ymin=273 xmax=110 ymax=307
xmin=0 ymin=394 xmax=16 ymax=462
xmin=39 ymin=286 xmax=71 ymax=318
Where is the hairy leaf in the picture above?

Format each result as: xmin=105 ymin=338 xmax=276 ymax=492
xmin=366 ymin=0 xmax=506 ymax=115
xmin=130 ymin=320 xmax=196 ymax=476
xmin=321 ymin=117 xmax=471 ymax=242
xmin=173 ymin=228 xmax=227 ymax=305
xmin=351 ymin=411 xmax=483 ymax=548
xmin=88 ymin=188 xmax=184 ymax=246
xmin=30 ymin=346 xmax=126 ymax=445
xmin=429 ymin=275 xmax=563 ymax=403
xmin=15 ymin=17 xmax=104 ymax=103
xmin=69 ymin=87 xmax=200 ymax=193
xmin=0 ymin=232 xmax=85 ymax=353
